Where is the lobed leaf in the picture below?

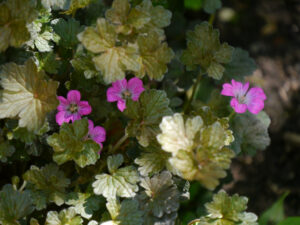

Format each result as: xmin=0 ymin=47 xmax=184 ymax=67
xmin=23 ymin=163 xmax=70 ymax=210
xmin=92 ymin=154 xmax=139 ymax=199
xmin=0 ymin=59 xmax=59 ymax=132
xmin=125 ymin=89 xmax=172 ymax=147
xmin=0 ymin=184 xmax=35 ymax=224
xmin=47 ymin=119 xmax=100 ymax=168
xmin=181 ymin=22 xmax=233 ymax=80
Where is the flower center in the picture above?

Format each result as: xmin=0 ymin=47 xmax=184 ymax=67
xmin=122 ymin=90 xmax=132 ymax=99
xmin=238 ymin=95 xmax=246 ymax=104
xmin=68 ymin=103 xmax=78 ymax=113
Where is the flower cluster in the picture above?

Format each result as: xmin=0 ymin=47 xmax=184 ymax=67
xmin=56 ymin=90 xmax=106 ymax=151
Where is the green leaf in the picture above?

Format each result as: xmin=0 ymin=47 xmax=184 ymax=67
xmin=47 ymin=119 xmax=100 ymax=168
xmin=136 ymin=0 xmax=172 ymax=37
xmin=0 ymin=141 xmax=15 ymax=162
xmin=203 ymin=0 xmax=222 ymax=14
xmin=35 ymin=52 xmax=61 ymax=74
xmin=53 ymin=18 xmax=83 ymax=49
xmin=134 ymin=143 xmax=171 ymax=176
xmin=223 ymin=48 xmax=257 ymax=81
xmin=135 ymin=32 xmax=174 ymax=80
xmin=0 ymin=0 xmax=38 ymax=52
xmin=277 ymin=217 xmax=300 ymax=225
xmin=105 ymin=198 xmax=144 ymax=225
xmin=23 ymin=163 xmax=70 ymax=210
xmin=45 ymin=208 xmax=83 ymax=225
xmin=78 ymin=18 xmax=140 ymax=84
xmin=105 ymin=0 xmax=150 ymax=34
xmin=259 ymin=192 xmax=289 ymax=225
xmin=230 ymin=111 xmax=271 ymax=155
xmin=184 ymin=0 xmax=203 ymax=11
xmin=0 ymin=59 xmax=59 ymax=132
xmin=125 ymin=89 xmax=172 ymax=147
xmin=41 ymin=0 xmax=70 ymax=10
xmin=63 ymin=0 xmax=93 ymax=15
xmin=189 ymin=190 xmax=258 ymax=225
xmin=181 ymin=22 xmax=233 ymax=80
xmin=92 ymin=154 xmax=139 ymax=199
xmin=138 ymin=171 xmax=180 ymax=224
xmin=0 ymin=184 xmax=35 ymax=224
xmin=66 ymin=193 xmax=104 ymax=219
xmin=71 ymin=50 xmax=99 ymax=79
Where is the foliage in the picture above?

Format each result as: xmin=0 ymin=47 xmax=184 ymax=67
xmin=0 ymin=59 xmax=59 ymax=132
xmin=47 ymin=119 xmax=100 ymax=167
xmin=181 ymin=22 xmax=233 ymax=80
xmin=0 ymin=0 xmax=271 ymax=224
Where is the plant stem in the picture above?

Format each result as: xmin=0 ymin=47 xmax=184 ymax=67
xmin=184 ymin=74 xmax=202 ymax=113
xmin=209 ymin=13 xmax=215 ymax=25
xmin=228 ymin=110 xmax=236 ymax=121
xmin=111 ymin=133 xmax=128 ymax=153
xmin=19 ymin=181 xmax=27 ymax=192
xmin=187 ymin=219 xmax=201 ymax=225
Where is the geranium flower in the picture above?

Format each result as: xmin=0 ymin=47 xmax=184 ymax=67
xmin=221 ymin=79 xmax=266 ymax=114
xmin=87 ymin=120 xmax=106 ymax=150
xmin=56 ymin=90 xmax=92 ymax=125
xmin=106 ymin=78 xmax=145 ymax=112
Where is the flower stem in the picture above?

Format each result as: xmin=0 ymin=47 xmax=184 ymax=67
xmin=187 ymin=219 xmax=201 ymax=225
xmin=228 ymin=110 xmax=236 ymax=121
xmin=209 ymin=13 xmax=215 ymax=25
xmin=184 ymin=74 xmax=202 ymax=113
xmin=19 ymin=181 xmax=27 ymax=192
xmin=111 ymin=133 xmax=128 ymax=153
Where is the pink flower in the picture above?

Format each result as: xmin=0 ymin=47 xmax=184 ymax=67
xmin=87 ymin=120 xmax=106 ymax=151
xmin=56 ymin=90 xmax=92 ymax=125
xmin=106 ymin=77 xmax=145 ymax=112
xmin=221 ymin=79 xmax=267 ymax=114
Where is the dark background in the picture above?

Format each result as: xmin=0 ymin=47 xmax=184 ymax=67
xmin=163 ymin=0 xmax=300 ymax=222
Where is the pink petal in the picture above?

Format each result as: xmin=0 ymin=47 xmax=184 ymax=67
xmin=67 ymin=90 xmax=81 ymax=103
xmin=112 ymin=79 xmax=127 ymax=92
xmin=221 ymin=83 xmax=234 ymax=96
xmin=107 ymin=86 xmax=123 ymax=102
xmin=127 ymin=77 xmax=145 ymax=101
xmin=246 ymin=87 xmax=267 ymax=101
xmin=88 ymin=119 xmax=94 ymax=131
xmin=56 ymin=111 xmax=71 ymax=125
xmin=70 ymin=113 xmax=81 ymax=122
xmin=247 ymin=99 xmax=265 ymax=114
xmin=230 ymin=98 xmax=247 ymax=113
xmin=117 ymin=100 xmax=126 ymax=112
xmin=92 ymin=126 xmax=106 ymax=144
xmin=231 ymin=80 xmax=249 ymax=97
xmin=57 ymin=96 xmax=69 ymax=111
xmin=78 ymin=101 xmax=92 ymax=115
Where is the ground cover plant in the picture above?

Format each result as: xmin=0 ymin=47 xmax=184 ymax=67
xmin=0 ymin=0 xmax=282 ymax=224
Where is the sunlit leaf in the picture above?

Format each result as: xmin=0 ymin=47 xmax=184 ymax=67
xmin=45 ymin=208 xmax=83 ymax=225
xmin=92 ymin=154 xmax=139 ymax=199
xmin=0 ymin=59 xmax=59 ymax=132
